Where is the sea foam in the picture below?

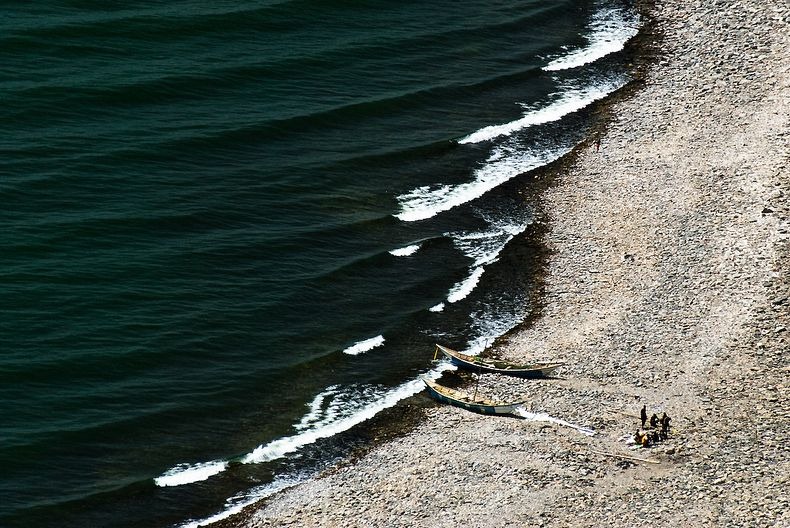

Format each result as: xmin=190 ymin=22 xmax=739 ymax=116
xmin=154 ymin=367 xmax=453 ymax=489
xmin=295 ymin=386 xmax=340 ymax=431
xmin=154 ymin=460 xmax=228 ymax=487
xmin=178 ymin=476 xmax=305 ymax=528
xmin=174 ymin=365 xmax=456 ymax=525
xmin=242 ymin=368 xmax=452 ymax=465
xmin=451 ymin=217 xmax=530 ymax=267
xmin=439 ymin=210 xmax=532 ymax=305
xmin=446 ymin=267 xmax=485 ymax=304
xmin=458 ymin=79 xmax=625 ymax=145
xmin=395 ymin=145 xmax=567 ymax=222
xmin=343 ymin=335 xmax=385 ymax=356
xmin=543 ymin=5 xmax=640 ymax=71
xmin=389 ymin=244 xmax=421 ymax=257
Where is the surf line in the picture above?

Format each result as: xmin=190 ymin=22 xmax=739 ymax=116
xmin=154 ymin=365 xmax=455 ymax=488
xmin=389 ymin=243 xmax=421 ymax=257
xmin=436 ymin=216 xmax=532 ymax=309
xmin=343 ymin=335 xmax=385 ymax=356
xmin=395 ymin=77 xmax=628 ymax=222
xmin=177 ymin=475 xmax=306 ymax=528
xmin=458 ymin=78 xmax=625 ymax=145
xmin=395 ymin=146 xmax=567 ymax=222
xmin=396 ymin=72 xmax=631 ymax=222
xmin=542 ymin=4 xmax=640 ymax=72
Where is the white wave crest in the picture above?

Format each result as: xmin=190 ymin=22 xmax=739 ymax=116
xmin=343 ymin=335 xmax=385 ymax=356
xmin=458 ymin=80 xmax=624 ymax=144
xmin=543 ymin=6 xmax=640 ymax=71
xmin=389 ymin=244 xmax=421 ymax=257
xmin=464 ymin=306 xmax=523 ymax=356
xmin=295 ymin=386 xmax=340 ymax=431
xmin=157 ymin=366 xmax=458 ymax=490
xmin=177 ymin=365 xmax=458 ymax=525
xmin=178 ymin=475 xmax=304 ymax=528
xmin=395 ymin=146 xmax=566 ymax=222
xmin=242 ymin=367 xmax=452 ymax=465
xmin=429 ymin=302 xmax=445 ymax=312
xmin=446 ymin=266 xmax=485 ymax=304
xmin=451 ymin=219 xmax=530 ymax=268
xmin=154 ymin=460 xmax=228 ymax=487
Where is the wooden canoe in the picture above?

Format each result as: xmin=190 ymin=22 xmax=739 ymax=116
xmin=435 ymin=344 xmax=563 ymax=378
xmin=422 ymin=377 xmax=524 ymax=417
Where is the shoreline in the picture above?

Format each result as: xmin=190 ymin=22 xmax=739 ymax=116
xmin=221 ymin=0 xmax=788 ymax=526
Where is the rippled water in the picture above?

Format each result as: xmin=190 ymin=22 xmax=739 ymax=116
xmin=0 ymin=1 xmax=639 ymax=526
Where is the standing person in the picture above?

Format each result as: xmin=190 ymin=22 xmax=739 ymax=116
xmin=662 ymin=412 xmax=671 ymax=433
xmin=650 ymin=413 xmax=659 ymax=428
xmin=640 ymin=405 xmax=647 ymax=428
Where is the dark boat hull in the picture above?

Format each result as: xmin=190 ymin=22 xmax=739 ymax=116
xmin=436 ymin=344 xmax=563 ymax=378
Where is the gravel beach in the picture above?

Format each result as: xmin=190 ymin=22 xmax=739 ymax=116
xmin=227 ymin=0 xmax=789 ymax=526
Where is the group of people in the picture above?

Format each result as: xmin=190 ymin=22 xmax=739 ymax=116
xmin=634 ymin=404 xmax=672 ymax=448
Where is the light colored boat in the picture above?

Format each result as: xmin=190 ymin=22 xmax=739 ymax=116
xmin=422 ymin=377 xmax=524 ymax=417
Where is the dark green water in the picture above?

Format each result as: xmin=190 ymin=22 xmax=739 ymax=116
xmin=0 ymin=1 xmax=640 ymax=526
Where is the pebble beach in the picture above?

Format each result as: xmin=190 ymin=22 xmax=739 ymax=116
xmin=224 ymin=0 xmax=789 ymax=526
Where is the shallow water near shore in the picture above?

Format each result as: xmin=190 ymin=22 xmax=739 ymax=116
xmin=0 ymin=1 xmax=640 ymax=526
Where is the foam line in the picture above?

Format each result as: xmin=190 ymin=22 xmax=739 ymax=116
xmin=175 ymin=365 xmax=461 ymax=526
xmin=446 ymin=267 xmax=485 ymax=304
xmin=543 ymin=6 xmax=640 ymax=72
xmin=242 ymin=366 xmax=453 ymax=465
xmin=389 ymin=244 xmax=421 ymax=257
xmin=451 ymin=219 xmax=530 ymax=267
xmin=155 ymin=367 xmax=454 ymax=489
xmin=154 ymin=460 xmax=229 ymax=487
xmin=458 ymin=80 xmax=624 ymax=144
xmin=465 ymin=310 xmax=523 ymax=356
xmin=343 ymin=335 xmax=385 ymax=356
xmin=178 ymin=476 xmax=304 ymax=528
xmin=395 ymin=146 xmax=567 ymax=222
xmin=295 ymin=386 xmax=339 ymax=432
xmin=433 ymin=220 xmax=530 ymax=312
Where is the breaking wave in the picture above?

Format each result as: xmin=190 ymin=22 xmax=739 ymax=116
xmin=177 ymin=475 xmax=305 ymax=528
xmin=154 ymin=460 xmax=228 ymax=488
xmin=458 ymin=78 xmax=626 ymax=144
xmin=389 ymin=244 xmax=421 ymax=257
xmin=343 ymin=335 xmax=385 ymax=356
xmin=446 ymin=267 xmax=485 ymax=304
xmin=241 ymin=370 xmax=451 ymax=465
xmin=543 ymin=4 xmax=640 ymax=71
xmin=395 ymin=145 xmax=567 ymax=222
xmin=439 ymin=213 xmax=533 ymax=306
xmin=156 ymin=369 xmax=450 ymax=489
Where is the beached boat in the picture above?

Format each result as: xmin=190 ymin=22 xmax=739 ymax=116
xmin=434 ymin=344 xmax=563 ymax=378
xmin=421 ymin=377 xmax=525 ymax=417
